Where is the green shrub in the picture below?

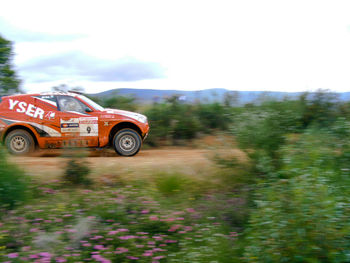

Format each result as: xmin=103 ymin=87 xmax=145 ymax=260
xmin=144 ymin=100 xmax=201 ymax=145
xmin=0 ymin=148 xmax=30 ymax=209
xmin=195 ymin=102 xmax=230 ymax=132
xmin=101 ymin=95 xmax=137 ymax=112
xmin=155 ymin=172 xmax=188 ymax=196
xmin=63 ymin=158 xmax=92 ymax=186
xmin=244 ymin=174 xmax=350 ymax=262
xmin=243 ymin=131 xmax=350 ymax=262
xmin=298 ymin=90 xmax=340 ymax=128
xmin=144 ymin=95 xmax=234 ymax=145
xmin=88 ymin=94 xmax=137 ymax=112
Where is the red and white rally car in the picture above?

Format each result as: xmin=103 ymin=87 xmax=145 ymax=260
xmin=0 ymin=92 xmax=149 ymax=156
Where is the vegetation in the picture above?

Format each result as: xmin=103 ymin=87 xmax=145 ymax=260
xmin=63 ymin=158 xmax=92 ymax=186
xmin=2 ymin=89 xmax=350 ymax=262
xmin=0 ymin=34 xmax=21 ymax=94
xmin=0 ymin=148 xmax=30 ymax=209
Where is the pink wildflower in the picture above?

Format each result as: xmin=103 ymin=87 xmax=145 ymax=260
xmin=153 ymin=256 xmax=165 ymax=260
xmin=119 ymin=235 xmax=136 ymax=240
xmin=39 ymin=252 xmax=51 ymax=258
xmin=94 ymin=245 xmax=106 ymax=250
xmin=22 ymin=246 xmax=31 ymax=252
xmin=56 ymin=257 xmax=67 ymax=262
xmin=115 ymin=247 xmax=129 ymax=254
xmin=127 ymin=256 xmax=139 ymax=260
xmin=63 ymin=214 xmax=72 ymax=217
xmin=7 ymin=253 xmax=18 ymax=258
xmin=165 ymin=240 xmax=177 ymax=243
xmin=92 ymin=254 xmax=111 ymax=263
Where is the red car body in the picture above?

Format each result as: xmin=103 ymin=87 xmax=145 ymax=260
xmin=0 ymin=92 xmax=149 ymax=156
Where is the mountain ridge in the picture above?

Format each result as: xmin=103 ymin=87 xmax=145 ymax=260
xmin=88 ymin=88 xmax=350 ymax=103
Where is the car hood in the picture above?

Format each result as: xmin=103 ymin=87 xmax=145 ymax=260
xmin=103 ymin=108 xmax=147 ymax=123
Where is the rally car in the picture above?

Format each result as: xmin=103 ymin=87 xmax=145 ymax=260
xmin=0 ymin=92 xmax=149 ymax=156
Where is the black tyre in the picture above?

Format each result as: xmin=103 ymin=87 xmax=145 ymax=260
xmin=5 ymin=130 xmax=35 ymax=155
xmin=113 ymin=129 xmax=142 ymax=156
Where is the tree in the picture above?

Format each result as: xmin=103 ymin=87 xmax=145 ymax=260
xmin=224 ymin=91 xmax=240 ymax=107
xmin=100 ymin=94 xmax=136 ymax=112
xmin=0 ymin=34 xmax=21 ymax=94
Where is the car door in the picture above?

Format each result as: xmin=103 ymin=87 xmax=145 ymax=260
xmin=55 ymin=95 xmax=99 ymax=147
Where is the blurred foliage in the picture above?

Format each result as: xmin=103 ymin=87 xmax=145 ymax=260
xmin=155 ymin=172 xmax=188 ymax=196
xmin=0 ymin=164 xmax=231 ymax=262
xmin=0 ymin=34 xmax=21 ymax=94
xmin=63 ymin=157 xmax=92 ymax=186
xmin=94 ymin=95 xmax=137 ymax=112
xmin=213 ymin=90 xmax=350 ymax=262
xmin=0 ymin=148 xmax=30 ymax=209
xmin=195 ymin=103 xmax=229 ymax=132
xmin=243 ymin=130 xmax=350 ymax=262
xmin=144 ymin=95 xmax=231 ymax=145
xmin=2 ymin=89 xmax=350 ymax=261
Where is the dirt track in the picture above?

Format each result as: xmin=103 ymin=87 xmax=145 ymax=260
xmin=8 ymin=146 xmax=246 ymax=181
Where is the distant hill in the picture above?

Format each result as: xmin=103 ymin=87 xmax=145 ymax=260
xmin=88 ymin=88 xmax=350 ymax=104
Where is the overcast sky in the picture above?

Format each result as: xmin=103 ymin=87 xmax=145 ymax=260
xmin=1 ymin=0 xmax=350 ymax=94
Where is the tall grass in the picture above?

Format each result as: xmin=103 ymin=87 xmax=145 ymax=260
xmin=0 ymin=148 xmax=30 ymax=209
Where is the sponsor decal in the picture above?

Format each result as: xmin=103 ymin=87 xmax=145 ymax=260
xmin=61 ymin=123 xmax=79 ymax=128
xmin=9 ymin=99 xmax=45 ymax=119
xmin=101 ymin=114 xmax=115 ymax=119
xmin=60 ymin=118 xmax=80 ymax=133
xmin=60 ymin=117 xmax=98 ymax=136
xmin=45 ymin=111 xmax=56 ymax=120
xmin=79 ymin=117 xmax=98 ymax=137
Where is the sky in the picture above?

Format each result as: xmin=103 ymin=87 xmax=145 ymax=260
xmin=1 ymin=0 xmax=350 ymax=94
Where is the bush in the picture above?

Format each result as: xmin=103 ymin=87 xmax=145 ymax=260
xmin=243 ymin=131 xmax=350 ymax=262
xmin=195 ymin=102 xmax=230 ymax=132
xmin=0 ymin=148 xmax=30 ymax=209
xmin=144 ymin=97 xmax=232 ymax=146
xmin=144 ymin=99 xmax=201 ymax=145
xmin=155 ymin=172 xmax=190 ymax=197
xmin=63 ymin=157 xmax=92 ymax=186
xmin=88 ymin=94 xmax=137 ymax=112
xmin=244 ymin=175 xmax=350 ymax=262
xmin=101 ymin=95 xmax=137 ymax=112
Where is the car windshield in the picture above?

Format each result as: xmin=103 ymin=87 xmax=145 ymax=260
xmin=77 ymin=95 xmax=104 ymax=111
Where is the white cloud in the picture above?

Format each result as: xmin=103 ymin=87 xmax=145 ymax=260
xmin=1 ymin=0 xmax=350 ymax=93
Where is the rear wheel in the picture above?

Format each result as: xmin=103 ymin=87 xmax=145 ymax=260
xmin=113 ymin=129 xmax=142 ymax=156
xmin=5 ymin=130 xmax=35 ymax=155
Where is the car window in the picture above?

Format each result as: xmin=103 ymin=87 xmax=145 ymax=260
xmin=37 ymin=95 xmax=57 ymax=107
xmin=57 ymin=96 xmax=89 ymax=113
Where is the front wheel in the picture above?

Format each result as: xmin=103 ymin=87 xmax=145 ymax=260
xmin=113 ymin=129 xmax=142 ymax=156
xmin=5 ymin=129 xmax=35 ymax=155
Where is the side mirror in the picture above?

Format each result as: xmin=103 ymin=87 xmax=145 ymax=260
xmin=85 ymin=107 xmax=93 ymax=113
